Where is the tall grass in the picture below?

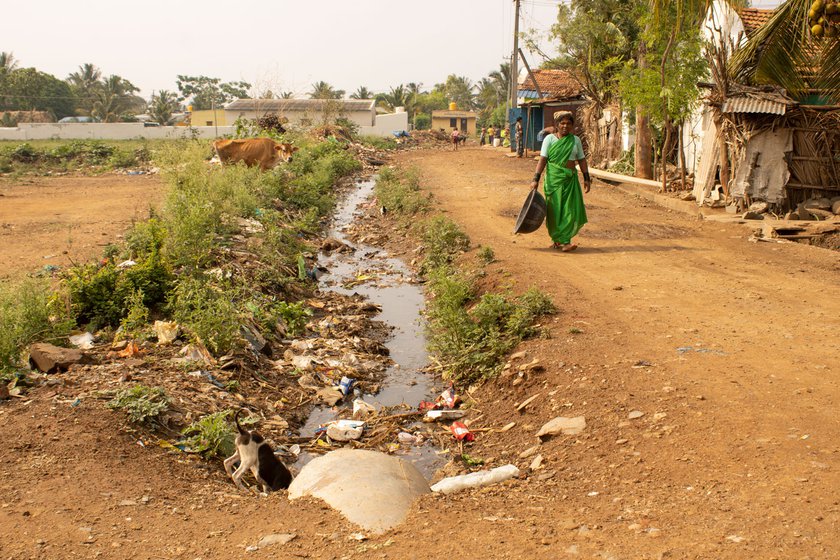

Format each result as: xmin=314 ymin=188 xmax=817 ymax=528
xmin=0 ymin=279 xmax=74 ymax=369
xmin=419 ymin=218 xmax=555 ymax=385
xmin=374 ymin=166 xmax=431 ymax=216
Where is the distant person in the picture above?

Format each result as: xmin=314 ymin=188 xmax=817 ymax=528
xmin=515 ymin=117 xmax=524 ymax=157
xmin=529 ymin=111 xmax=590 ymax=253
xmin=537 ymin=125 xmax=555 ymax=143
xmin=487 ymin=125 xmax=495 ymax=146
xmin=451 ymin=128 xmax=460 ymax=151
xmin=479 ymin=127 xmax=487 ymax=146
xmin=494 ymin=125 xmax=501 ymax=145
xmin=501 ymin=125 xmax=510 ymax=148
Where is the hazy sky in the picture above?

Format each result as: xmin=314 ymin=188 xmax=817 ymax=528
xmin=5 ymin=0 xmax=785 ymax=100
xmin=5 ymin=0 xmax=564 ymax=99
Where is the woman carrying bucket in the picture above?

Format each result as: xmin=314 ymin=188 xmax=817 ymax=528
xmin=529 ymin=111 xmax=590 ymax=252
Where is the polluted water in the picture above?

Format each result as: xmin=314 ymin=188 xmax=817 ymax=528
xmin=297 ymin=177 xmax=444 ymax=477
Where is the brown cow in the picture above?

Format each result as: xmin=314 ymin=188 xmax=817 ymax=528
xmin=212 ymin=138 xmax=298 ymax=170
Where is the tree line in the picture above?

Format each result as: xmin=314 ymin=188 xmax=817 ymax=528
xmin=0 ymin=51 xmax=514 ymax=130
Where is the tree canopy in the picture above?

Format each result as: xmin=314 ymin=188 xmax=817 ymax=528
xmin=0 ymin=67 xmax=75 ymax=119
xmin=176 ymin=75 xmax=251 ymax=110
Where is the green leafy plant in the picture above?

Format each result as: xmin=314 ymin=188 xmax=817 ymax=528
xmin=420 ymin=216 xmax=470 ymax=271
xmin=169 ymin=276 xmax=241 ymax=356
xmin=477 ymin=246 xmax=495 ymax=264
xmin=180 ymin=409 xmax=255 ymax=458
xmin=374 ymin=166 xmax=430 ymax=216
xmin=0 ymin=278 xmax=74 ymax=369
xmin=108 ymin=385 xmax=170 ymax=425
xmin=119 ymin=288 xmax=150 ymax=339
xmin=426 ymin=267 xmax=555 ymax=385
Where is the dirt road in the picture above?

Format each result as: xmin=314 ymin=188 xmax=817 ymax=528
xmin=0 ymin=175 xmax=165 ymax=279
xmin=1 ymin=148 xmax=839 ymax=559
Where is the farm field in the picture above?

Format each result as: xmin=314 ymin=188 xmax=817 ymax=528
xmin=1 ymin=145 xmax=840 ymax=559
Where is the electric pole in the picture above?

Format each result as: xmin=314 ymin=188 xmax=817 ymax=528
xmin=510 ymin=0 xmax=520 ymax=110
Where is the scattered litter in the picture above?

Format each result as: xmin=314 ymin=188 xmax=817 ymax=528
xmin=450 ymin=421 xmax=474 ymax=442
xmin=177 ymin=343 xmax=213 ymax=365
xmin=397 ymin=432 xmax=420 ymax=445
xmin=324 ymin=419 xmax=366 ymax=442
xmin=424 ymin=409 xmax=466 ymax=422
xmin=353 ymin=398 xmax=376 ymax=419
xmin=153 ymin=321 xmax=179 ymax=345
xmin=632 ymin=360 xmax=654 ymax=368
xmin=337 ymin=376 xmax=355 ymax=396
xmin=117 ymin=341 xmax=142 ymax=358
xmin=69 ymin=332 xmax=95 ymax=350
xmin=116 ymin=260 xmax=136 ymax=269
xmin=436 ymin=384 xmax=461 ymax=409
xmin=431 ymin=464 xmax=520 ymax=494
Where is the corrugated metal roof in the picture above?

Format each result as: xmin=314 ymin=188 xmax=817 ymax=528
xmin=721 ymin=97 xmax=787 ymax=115
xmin=225 ymin=99 xmax=375 ymax=112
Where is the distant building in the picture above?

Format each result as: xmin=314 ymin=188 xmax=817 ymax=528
xmin=224 ymin=98 xmax=376 ymax=129
xmin=190 ymin=108 xmax=227 ymax=127
xmin=431 ymin=106 xmax=477 ymax=135
xmin=516 ymin=69 xmax=588 ymax=151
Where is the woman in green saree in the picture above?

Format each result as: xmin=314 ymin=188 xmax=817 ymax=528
xmin=530 ymin=111 xmax=591 ymax=252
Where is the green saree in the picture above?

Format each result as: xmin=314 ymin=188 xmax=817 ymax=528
xmin=544 ymin=134 xmax=587 ymax=244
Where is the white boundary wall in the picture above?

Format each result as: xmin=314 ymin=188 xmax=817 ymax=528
xmin=359 ymin=112 xmax=409 ymax=137
xmin=0 ymin=123 xmax=236 ymax=141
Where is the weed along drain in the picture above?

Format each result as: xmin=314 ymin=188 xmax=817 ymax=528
xmin=295 ymin=177 xmax=444 ymax=477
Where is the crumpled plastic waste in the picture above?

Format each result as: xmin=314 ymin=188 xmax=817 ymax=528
xmin=449 ymin=421 xmax=474 ymax=442
xmin=153 ymin=321 xmax=179 ymax=345
xmin=322 ymin=419 xmax=366 ymax=442
xmin=353 ymin=398 xmax=376 ymax=419
xmin=69 ymin=332 xmax=95 ymax=350
xmin=116 ymin=260 xmax=137 ymax=269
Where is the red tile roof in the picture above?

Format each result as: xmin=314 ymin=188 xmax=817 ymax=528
xmin=738 ymin=7 xmax=774 ymax=37
xmin=519 ymin=69 xmax=585 ymax=100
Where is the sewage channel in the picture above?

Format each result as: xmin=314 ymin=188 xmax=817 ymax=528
xmin=296 ymin=176 xmax=444 ymax=478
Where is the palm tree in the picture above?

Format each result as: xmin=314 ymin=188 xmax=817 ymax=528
xmin=350 ymin=86 xmax=374 ymax=99
xmin=91 ymin=75 xmax=142 ymax=122
xmin=731 ymin=0 xmax=840 ymax=101
xmin=488 ymin=62 xmax=511 ymax=106
xmin=0 ymin=51 xmax=18 ymax=74
xmin=443 ymin=75 xmax=476 ymax=110
xmin=67 ymin=63 xmax=103 ymax=115
xmin=280 ymin=91 xmax=294 ymax=99
xmin=309 ymin=81 xmax=345 ymax=99
xmin=149 ymin=90 xmax=179 ymax=125
xmin=377 ymin=85 xmax=410 ymax=111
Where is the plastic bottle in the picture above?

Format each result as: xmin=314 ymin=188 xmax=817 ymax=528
xmin=430 ymin=464 xmax=520 ymax=494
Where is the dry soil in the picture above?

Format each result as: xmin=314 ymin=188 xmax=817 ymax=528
xmin=1 ymin=149 xmax=839 ymax=559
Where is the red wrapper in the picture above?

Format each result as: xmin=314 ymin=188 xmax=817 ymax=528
xmin=450 ymin=421 xmax=474 ymax=442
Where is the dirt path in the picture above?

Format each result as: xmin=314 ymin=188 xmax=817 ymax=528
xmin=1 ymin=148 xmax=840 ymax=559
xmin=0 ymin=175 xmax=166 ymax=279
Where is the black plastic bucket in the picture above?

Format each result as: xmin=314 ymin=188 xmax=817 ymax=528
xmin=513 ymin=189 xmax=547 ymax=234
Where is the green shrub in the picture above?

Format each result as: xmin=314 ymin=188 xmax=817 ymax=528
xmin=0 ymin=279 xmax=74 ymax=369
xmin=420 ymin=216 xmax=470 ymax=270
xmin=359 ymin=135 xmax=398 ymax=150
xmin=108 ymin=385 xmax=170 ymax=425
xmin=124 ymin=218 xmax=166 ymax=260
xmin=10 ymin=143 xmax=38 ymax=163
xmin=426 ymin=268 xmax=555 ymax=385
xmin=180 ymin=409 xmax=256 ymax=458
xmin=119 ymin=288 xmax=150 ymax=339
xmin=108 ymin=149 xmax=137 ymax=168
xmin=64 ymin=252 xmax=171 ymax=329
xmin=477 ymin=246 xmax=495 ymax=264
xmin=374 ymin=167 xmax=430 ymax=216
xmin=169 ymin=276 xmax=241 ymax=356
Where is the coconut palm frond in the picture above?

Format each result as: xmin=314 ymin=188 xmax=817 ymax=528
xmin=730 ymin=0 xmax=812 ymax=96
xmin=816 ymin=37 xmax=840 ymax=102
